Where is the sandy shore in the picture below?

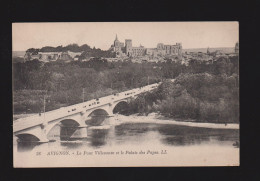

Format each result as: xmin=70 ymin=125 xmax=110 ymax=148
xmin=114 ymin=113 xmax=239 ymax=130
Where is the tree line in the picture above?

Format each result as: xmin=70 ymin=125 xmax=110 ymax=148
xmin=126 ymin=56 xmax=239 ymax=123
xmin=13 ymin=55 xmax=239 ymax=124
xmin=25 ymin=43 xmax=116 ymax=58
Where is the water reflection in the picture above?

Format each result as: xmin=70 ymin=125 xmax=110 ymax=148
xmin=88 ymin=129 xmax=109 ymax=147
xmin=115 ymin=123 xmax=156 ymax=136
xmin=156 ymin=124 xmax=239 ymax=146
xmin=162 ymin=135 xmax=210 ymax=146
xmin=60 ymin=126 xmax=78 ymax=141
xmin=17 ymin=141 xmax=41 ymax=152
xmin=15 ymin=121 xmax=239 ymax=152
xmin=60 ymin=141 xmax=84 ymax=149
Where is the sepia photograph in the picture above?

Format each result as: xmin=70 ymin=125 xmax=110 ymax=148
xmin=12 ymin=22 xmax=239 ymax=167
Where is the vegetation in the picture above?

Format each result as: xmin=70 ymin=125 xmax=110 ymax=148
xmin=25 ymin=44 xmax=116 ymax=59
xmin=128 ymin=56 xmax=239 ymax=123
xmin=13 ymin=54 xmax=239 ymax=123
xmin=13 ymin=58 xmax=162 ymax=113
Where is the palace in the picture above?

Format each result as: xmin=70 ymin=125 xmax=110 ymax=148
xmin=110 ymin=34 xmax=182 ymax=57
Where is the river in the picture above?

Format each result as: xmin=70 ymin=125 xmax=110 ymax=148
xmin=13 ymin=114 xmax=239 ymax=167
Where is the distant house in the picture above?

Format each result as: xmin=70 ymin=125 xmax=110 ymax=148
xmin=67 ymin=51 xmax=83 ymax=59
xmin=38 ymin=52 xmax=63 ymax=62
xmin=24 ymin=51 xmax=83 ymax=62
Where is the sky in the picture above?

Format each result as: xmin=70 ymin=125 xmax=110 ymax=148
xmin=12 ymin=22 xmax=238 ymax=51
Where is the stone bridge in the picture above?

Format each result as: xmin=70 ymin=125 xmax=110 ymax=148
xmin=13 ymin=83 xmax=160 ymax=143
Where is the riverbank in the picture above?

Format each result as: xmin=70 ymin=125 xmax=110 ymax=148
xmin=13 ymin=112 xmax=239 ymax=130
xmin=114 ymin=113 xmax=239 ymax=130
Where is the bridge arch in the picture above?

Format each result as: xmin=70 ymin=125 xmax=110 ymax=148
xmin=85 ymin=109 xmax=110 ymax=126
xmin=58 ymin=119 xmax=81 ymax=141
xmin=87 ymin=108 xmax=110 ymax=117
xmin=112 ymin=100 xmax=130 ymax=115
xmin=59 ymin=119 xmax=81 ymax=127
xmin=46 ymin=118 xmax=81 ymax=138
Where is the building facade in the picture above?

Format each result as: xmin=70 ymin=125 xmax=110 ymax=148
xmin=110 ymin=34 xmax=125 ymax=56
xmin=110 ymin=35 xmax=182 ymax=57
xmin=25 ymin=51 xmax=83 ymax=62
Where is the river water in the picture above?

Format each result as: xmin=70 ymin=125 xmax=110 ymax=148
xmin=13 ymin=115 xmax=239 ymax=167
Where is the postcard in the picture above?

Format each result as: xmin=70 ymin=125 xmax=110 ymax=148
xmin=12 ymin=22 xmax=239 ymax=167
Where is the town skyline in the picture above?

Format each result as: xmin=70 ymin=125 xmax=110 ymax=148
xmin=12 ymin=22 xmax=238 ymax=51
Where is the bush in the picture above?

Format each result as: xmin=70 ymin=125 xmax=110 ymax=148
xmin=131 ymin=72 xmax=239 ymax=123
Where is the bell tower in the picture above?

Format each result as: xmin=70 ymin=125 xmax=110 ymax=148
xmin=114 ymin=34 xmax=119 ymax=47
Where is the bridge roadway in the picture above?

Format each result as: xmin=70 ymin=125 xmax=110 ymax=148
xmin=13 ymin=83 xmax=160 ymax=134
